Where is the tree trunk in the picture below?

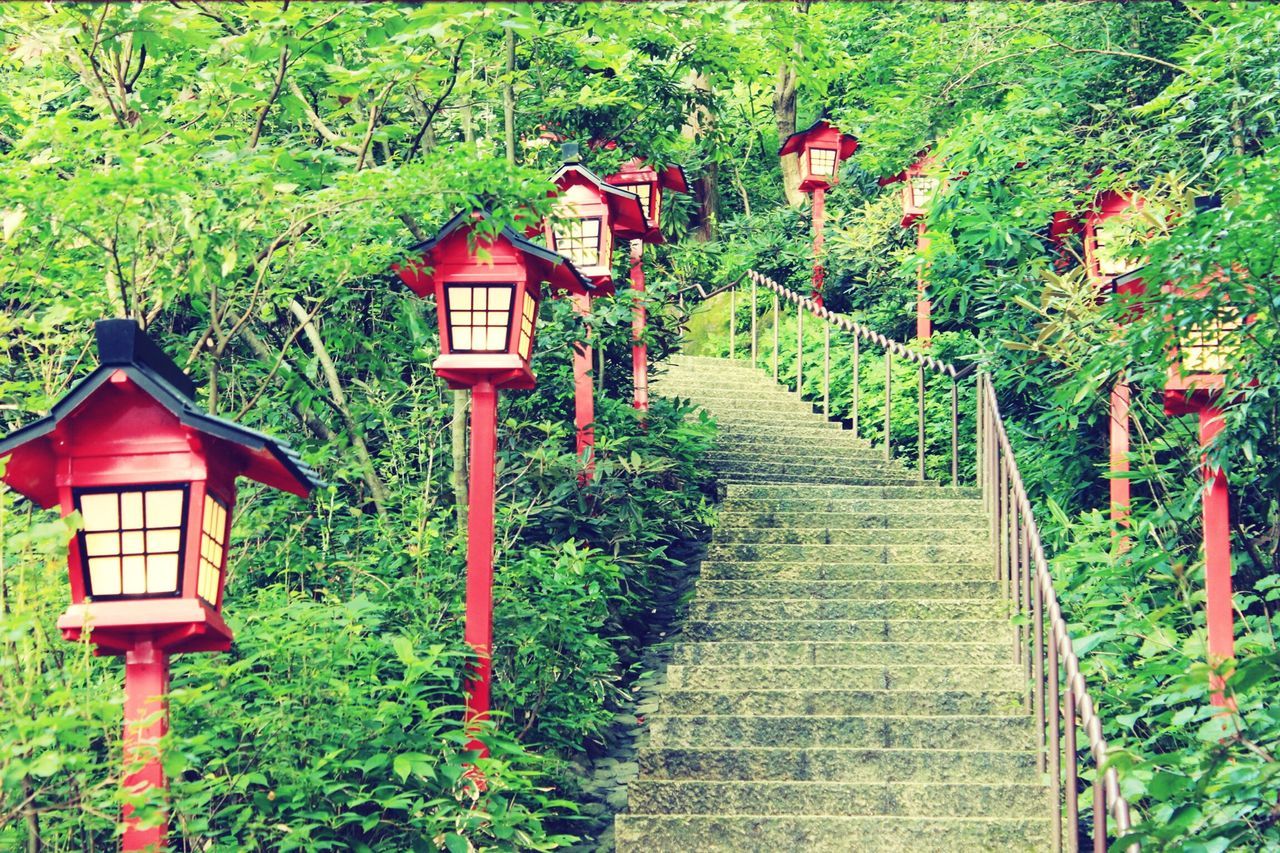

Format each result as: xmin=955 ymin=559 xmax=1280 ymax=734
xmin=682 ymin=71 xmax=719 ymax=240
xmin=503 ymin=27 xmax=517 ymax=166
xmin=451 ymin=390 xmax=469 ymax=529
xmin=774 ymin=3 xmax=808 ymax=207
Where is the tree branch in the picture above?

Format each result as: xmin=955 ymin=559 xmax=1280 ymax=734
xmin=249 ymin=44 xmax=289 ymax=150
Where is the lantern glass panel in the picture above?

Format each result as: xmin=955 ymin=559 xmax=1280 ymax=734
xmin=1181 ymin=320 xmax=1241 ymax=375
xmin=517 ymin=291 xmax=537 ymax=360
xmin=913 ymin=176 xmax=941 ymax=210
xmin=552 ymin=217 xmax=602 ymax=268
xmin=809 ymin=147 xmax=837 ymax=177
xmin=1093 ymin=217 xmax=1142 ymax=277
xmin=198 ymin=493 xmax=229 ymax=605
xmin=616 ymin=183 xmax=654 ymax=224
xmin=76 ymin=485 xmax=187 ymax=598
xmin=445 ymin=284 xmax=515 ymax=353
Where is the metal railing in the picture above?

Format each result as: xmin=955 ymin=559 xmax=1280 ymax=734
xmin=717 ymin=270 xmax=1136 ymax=851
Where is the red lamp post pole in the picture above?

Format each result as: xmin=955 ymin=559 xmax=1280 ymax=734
xmin=915 ymin=220 xmax=932 ymax=343
xmin=122 ymin=638 xmax=169 ymax=851
xmin=1110 ymin=378 xmax=1131 ymax=526
xmin=1199 ymin=405 xmax=1235 ymax=707
xmin=463 ymin=379 xmax=499 ymax=754
xmin=629 ymin=240 xmax=649 ymax=413
xmin=571 ymin=293 xmax=596 ymax=471
xmin=811 ymin=186 xmax=825 ymax=306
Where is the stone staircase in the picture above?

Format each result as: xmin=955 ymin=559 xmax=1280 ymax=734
xmin=613 ymin=355 xmax=1051 ymax=852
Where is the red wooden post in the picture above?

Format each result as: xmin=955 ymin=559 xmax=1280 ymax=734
xmin=571 ymin=292 xmax=595 ymax=470
xmin=916 ymin=221 xmax=932 ymax=343
xmin=463 ymin=379 xmax=498 ymax=752
xmin=122 ymin=639 xmax=169 ymax=851
xmin=811 ymin=186 xmax=825 ymax=306
xmin=1199 ymin=406 xmax=1235 ymax=707
xmin=1110 ymin=378 xmax=1131 ymax=526
xmin=629 ymin=239 xmax=648 ymax=412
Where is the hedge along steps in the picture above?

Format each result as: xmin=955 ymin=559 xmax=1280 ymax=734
xmin=615 ymin=356 xmax=1050 ymax=852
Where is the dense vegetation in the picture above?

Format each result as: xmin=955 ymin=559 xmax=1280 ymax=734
xmin=1 ymin=2 xmax=1277 ymax=851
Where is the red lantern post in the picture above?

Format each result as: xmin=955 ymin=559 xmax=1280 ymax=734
xmin=1162 ymin=265 xmax=1252 ymax=707
xmin=0 ymin=320 xmax=320 ymax=850
xmin=779 ymin=120 xmax=859 ymax=307
xmin=606 ymin=158 xmax=689 ymax=412
xmin=393 ymin=211 xmax=587 ymax=750
xmin=1085 ymin=190 xmax=1146 ymax=526
xmin=544 ymin=145 xmax=646 ymax=465
xmin=881 ymin=151 xmax=941 ymax=343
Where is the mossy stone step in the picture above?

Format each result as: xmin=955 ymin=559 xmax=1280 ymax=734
xmin=714 ymin=472 xmax=928 ymax=487
xmin=634 ymin=746 xmax=1040 ymax=783
xmin=698 ymin=561 xmax=992 ymax=581
xmin=705 ymin=543 xmax=988 ymax=564
xmin=646 ymin=714 xmax=1034 ymax=750
xmin=665 ymin=664 xmax=1021 ymax=692
xmin=668 ymin=640 xmax=1013 ymax=667
xmin=683 ymin=618 xmax=1014 ymax=643
xmin=693 ymin=414 xmax=846 ymax=431
xmin=712 ymin=527 xmax=987 ymax=546
xmin=656 ymin=688 xmax=1025 ymax=717
xmin=626 ymin=780 xmax=1049 ymax=817
xmin=694 ymin=579 xmax=1000 ymax=601
xmin=686 ymin=598 xmax=1005 ymax=622
xmin=719 ymin=497 xmax=983 ymax=514
xmin=711 ymin=439 xmax=880 ymax=458
xmin=614 ymin=814 xmax=1049 ymax=853
xmin=716 ymin=510 xmax=985 ymax=528
xmin=710 ymin=448 xmax=896 ymax=466
xmin=711 ymin=460 xmax=921 ymax=481
xmin=725 ymin=483 xmax=981 ymax=499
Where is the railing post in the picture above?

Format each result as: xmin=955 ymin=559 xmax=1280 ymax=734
xmin=1011 ymin=497 xmax=1021 ymax=666
xmin=917 ymin=363 xmax=926 ymax=480
xmin=772 ymin=292 xmax=780 ymax=383
xmin=997 ymin=459 xmax=1006 ymax=590
xmin=1066 ymin=688 xmax=1079 ymax=852
xmin=729 ymin=286 xmax=736 ymax=359
xmin=950 ymin=377 xmax=959 ymax=488
xmin=1034 ymin=557 xmax=1046 ymax=774
xmin=1048 ymin=617 xmax=1063 ymax=852
xmin=823 ymin=323 xmax=831 ymax=419
xmin=796 ymin=303 xmax=803 ymax=395
xmin=883 ymin=350 xmax=892 ymax=462
xmin=1094 ymin=772 xmax=1107 ymax=853
xmin=852 ymin=335 xmax=861 ymax=438
xmin=751 ymin=278 xmax=758 ymax=367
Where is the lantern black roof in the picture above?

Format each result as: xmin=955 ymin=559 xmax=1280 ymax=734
xmin=0 ymin=320 xmax=322 ymax=504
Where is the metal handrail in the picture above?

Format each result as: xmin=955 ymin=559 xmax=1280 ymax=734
xmin=718 ymin=270 xmax=1137 ymax=851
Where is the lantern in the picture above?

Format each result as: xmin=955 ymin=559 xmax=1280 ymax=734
xmin=545 ymin=143 xmax=647 ymax=286
xmin=605 ymin=157 xmax=691 ymax=411
xmin=0 ymin=319 xmax=320 ymax=849
xmin=393 ymin=210 xmax=590 ymax=390
xmin=605 ymin=157 xmax=690 ymax=244
xmin=393 ymin=210 xmax=586 ymax=755
xmin=0 ymin=320 xmax=319 ymax=652
xmin=1160 ymin=264 xmax=1254 ymax=707
xmin=778 ymin=120 xmax=859 ymax=306
xmin=778 ymin=119 xmax=859 ymax=193
xmin=880 ymin=150 xmax=942 ymax=340
xmin=1085 ymin=190 xmax=1145 ymax=286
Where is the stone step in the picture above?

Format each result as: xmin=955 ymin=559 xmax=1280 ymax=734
xmin=693 ymin=414 xmax=845 ymax=431
xmin=686 ymin=599 xmax=1005 ymax=622
xmin=655 ymin=688 xmax=1025 ymax=717
xmin=668 ymin=640 xmax=1013 ymax=667
xmin=698 ymin=561 xmax=993 ymax=581
xmin=674 ymin=395 xmax=828 ymax=414
xmin=710 ymin=448 xmax=894 ymax=467
xmin=713 ymin=472 xmax=928 ymax=487
xmin=704 ymin=543 xmax=988 ymax=564
xmin=716 ymin=509 xmax=984 ymax=527
xmin=725 ymin=483 xmax=981 ymax=500
xmin=665 ymin=664 xmax=1021 ymax=692
xmin=719 ymin=497 xmax=983 ymax=514
xmin=682 ymin=619 xmax=1012 ymax=643
xmin=711 ymin=437 xmax=880 ymax=457
xmin=712 ymin=460 xmax=920 ymax=482
xmin=635 ymin=746 xmax=1040 ymax=783
xmin=694 ymin=579 xmax=999 ymax=601
xmin=646 ymin=714 xmax=1034 ymax=751
xmin=711 ymin=527 xmax=986 ymax=546
xmin=625 ymin=780 xmax=1048 ymax=818
xmin=614 ymin=814 xmax=1049 ymax=853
